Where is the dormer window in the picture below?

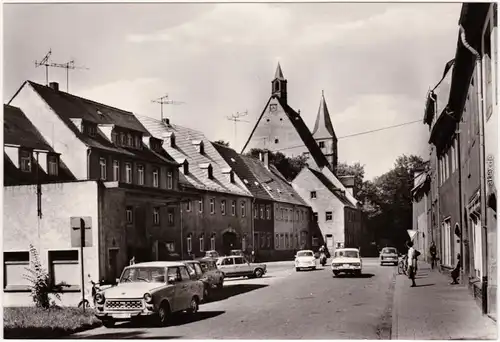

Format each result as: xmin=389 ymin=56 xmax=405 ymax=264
xmin=192 ymin=140 xmax=204 ymax=154
xmin=170 ymin=133 xmax=176 ymax=148
xmin=318 ymin=141 xmax=325 ymax=148
xmin=19 ymin=150 xmax=32 ymax=173
xmin=111 ymin=131 xmax=118 ymax=144
xmin=47 ymin=155 xmax=58 ymax=176
xmin=183 ymin=161 xmax=189 ymax=175
xmin=120 ymin=132 xmax=126 ymax=145
xmin=127 ymin=133 xmax=133 ymax=147
xmin=88 ymin=124 xmax=96 ymax=137
xmin=135 ymin=136 xmax=141 ymax=149
xmin=221 ymin=168 xmax=234 ymax=183
xmin=199 ymin=163 xmax=213 ymax=179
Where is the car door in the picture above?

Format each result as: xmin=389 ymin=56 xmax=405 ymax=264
xmin=218 ymin=257 xmax=235 ymax=276
xmin=178 ymin=266 xmax=193 ymax=310
xmin=166 ymin=267 xmax=182 ymax=312
xmin=234 ymin=256 xmax=251 ymax=276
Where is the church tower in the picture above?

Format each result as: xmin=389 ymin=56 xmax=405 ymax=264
xmin=271 ymin=62 xmax=288 ymax=103
xmin=312 ymin=91 xmax=338 ymax=172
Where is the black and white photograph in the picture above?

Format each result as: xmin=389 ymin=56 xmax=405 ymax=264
xmin=2 ymin=0 xmax=498 ymax=339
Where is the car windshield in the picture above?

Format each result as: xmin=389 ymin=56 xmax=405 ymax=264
xmin=120 ymin=267 xmax=165 ymax=283
xmin=382 ymin=248 xmax=397 ymax=254
xmin=335 ymin=250 xmax=359 ymax=258
xmin=297 ymin=251 xmax=314 ymax=257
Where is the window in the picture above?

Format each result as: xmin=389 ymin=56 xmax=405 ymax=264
xmin=313 ymin=212 xmax=318 ymax=222
xmin=221 ymin=200 xmax=226 ymax=215
xmin=113 ymin=160 xmax=120 ymax=181
xmin=442 ymin=218 xmax=452 ymax=267
xmin=221 ymin=258 xmax=234 ymax=266
xmin=275 ymin=234 xmax=279 ymax=248
xmin=48 ymin=250 xmax=79 ymax=288
xmin=266 ymin=205 xmax=271 ymax=220
xmin=137 ymin=164 xmax=145 ymax=185
xmin=153 ymin=207 xmax=160 ymax=225
xmin=254 ymin=232 xmax=259 ymax=250
xmin=326 ymin=211 xmax=333 ymax=221
xmin=471 ymin=213 xmax=482 ymax=278
xmin=199 ymin=235 xmax=205 ymax=252
xmin=260 ymin=234 xmax=266 ymax=248
xmin=232 ymin=201 xmax=236 ymax=216
xmin=312 ymin=236 xmax=319 ymax=247
xmin=254 ymin=204 xmax=258 ymax=218
xmin=274 ymin=138 xmax=279 ymax=144
xmin=260 ymin=205 xmax=264 ymax=219
xmin=210 ymin=235 xmax=216 ymax=251
xmin=4 ymin=251 xmax=30 ymax=290
xmin=126 ymin=206 xmax=133 ymax=223
xmin=295 ymin=210 xmax=299 ymax=221
xmin=152 ymin=168 xmax=159 ymax=187
xmin=210 ymin=198 xmax=215 ymax=214
xmin=127 ymin=133 xmax=133 ymax=146
xmin=120 ymin=132 xmax=126 ymax=145
xmin=285 ymin=234 xmax=289 ymax=249
xmin=99 ymin=158 xmax=107 ymax=180
xmin=167 ymin=171 xmax=173 ymax=189
xmin=168 ymin=209 xmax=174 ymax=226
xmin=318 ymin=141 xmax=325 ymax=148
xmin=88 ymin=125 xmax=96 ymax=137
xmin=241 ymin=201 xmax=246 ymax=217
xmin=280 ymin=234 xmax=285 ymax=249
xmin=135 ymin=136 xmax=141 ymax=149
xmin=199 ymin=200 xmax=204 ymax=213
xmin=242 ymin=236 xmax=247 ymax=251
xmin=48 ymin=155 xmax=58 ymax=176
xmin=235 ymin=257 xmax=245 ymax=265
xmin=179 ymin=267 xmax=190 ymax=281
xmin=186 ymin=201 xmax=192 ymax=212
xmin=111 ymin=132 xmax=118 ymax=144
xmin=267 ymin=233 xmax=271 ymax=248
xmin=187 ymin=235 xmax=192 ymax=253
xmin=125 ymin=163 xmax=132 ymax=183
xmin=310 ymin=191 xmax=317 ymax=199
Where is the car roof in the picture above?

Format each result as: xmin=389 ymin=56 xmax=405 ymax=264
xmin=181 ymin=260 xmax=200 ymax=264
xmin=126 ymin=261 xmax=186 ymax=268
xmin=297 ymin=250 xmax=314 ymax=253
xmin=335 ymin=248 xmax=359 ymax=252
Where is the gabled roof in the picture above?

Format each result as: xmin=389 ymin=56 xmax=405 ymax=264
xmin=4 ymin=104 xmax=53 ymax=151
xmin=9 ymin=81 xmax=177 ymax=166
xmin=213 ymin=143 xmax=274 ymax=201
xmin=241 ymin=154 xmax=308 ymax=207
xmin=137 ymin=115 xmax=252 ymax=197
xmin=312 ymin=92 xmax=336 ymax=140
xmin=308 ymin=168 xmax=356 ymax=208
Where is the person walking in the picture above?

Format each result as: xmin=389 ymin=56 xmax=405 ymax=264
xmin=406 ymin=241 xmax=418 ymax=287
xmin=430 ymin=241 xmax=437 ymax=270
xmin=450 ymin=253 xmax=461 ymax=285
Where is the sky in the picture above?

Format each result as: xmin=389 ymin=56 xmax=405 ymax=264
xmin=3 ymin=2 xmax=462 ymax=180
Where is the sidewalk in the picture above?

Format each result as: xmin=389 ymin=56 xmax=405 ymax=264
xmin=392 ymin=262 xmax=497 ymax=340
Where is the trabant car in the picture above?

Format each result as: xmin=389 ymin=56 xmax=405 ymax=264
xmin=331 ymin=248 xmax=363 ymax=277
xmin=379 ymin=247 xmax=399 ymax=266
xmin=95 ymin=261 xmax=204 ymax=327
xmin=295 ymin=250 xmax=317 ymax=271
xmin=182 ymin=259 xmax=224 ymax=300
xmin=216 ymin=256 xmax=267 ymax=278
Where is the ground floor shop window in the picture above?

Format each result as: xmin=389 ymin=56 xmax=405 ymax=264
xmin=48 ymin=250 xmax=79 ymax=289
xmin=4 ymin=251 xmax=30 ymax=290
xmin=471 ymin=213 xmax=483 ymax=278
xmin=441 ymin=218 xmax=452 ymax=266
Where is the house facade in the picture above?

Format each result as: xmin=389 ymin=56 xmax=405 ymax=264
xmin=411 ymin=169 xmax=431 ymax=262
xmin=137 ymin=116 xmax=254 ymax=259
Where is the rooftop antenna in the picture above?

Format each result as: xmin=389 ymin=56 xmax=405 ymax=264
xmin=35 ymin=49 xmax=89 ymax=91
xmin=151 ymin=94 xmax=185 ymax=121
xmin=35 ymin=49 xmax=52 ymax=85
xmin=226 ymin=110 xmax=249 ymax=149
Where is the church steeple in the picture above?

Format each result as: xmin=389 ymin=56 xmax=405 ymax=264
xmin=312 ymin=91 xmax=338 ymax=172
xmin=271 ymin=62 xmax=288 ymax=103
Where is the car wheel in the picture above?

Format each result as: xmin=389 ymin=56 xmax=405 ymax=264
xmin=312 ymin=266 xmax=316 ymax=270
xmin=157 ymin=302 xmax=171 ymax=327
xmin=355 ymin=270 xmax=362 ymax=277
xmin=102 ymin=319 xmax=115 ymax=328
xmin=188 ymin=296 xmax=199 ymax=314
xmin=254 ymin=268 xmax=264 ymax=278
xmin=333 ymin=271 xmax=339 ymax=276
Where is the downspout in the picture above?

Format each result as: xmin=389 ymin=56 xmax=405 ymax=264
xmin=251 ymin=198 xmax=255 ymax=254
xmin=87 ymin=148 xmax=92 ymax=179
xmin=460 ymin=25 xmax=488 ymax=313
xmin=457 ymin=123 xmax=468 ymax=279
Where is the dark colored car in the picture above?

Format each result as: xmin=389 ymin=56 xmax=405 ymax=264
xmin=182 ymin=259 xmax=224 ymax=301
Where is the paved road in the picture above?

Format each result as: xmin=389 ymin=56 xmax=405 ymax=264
xmin=71 ymin=258 xmax=396 ymax=339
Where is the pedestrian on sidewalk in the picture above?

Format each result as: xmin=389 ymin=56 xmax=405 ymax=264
xmin=430 ymin=241 xmax=437 ymax=270
xmin=450 ymin=253 xmax=461 ymax=285
xmin=406 ymin=241 xmax=419 ymax=287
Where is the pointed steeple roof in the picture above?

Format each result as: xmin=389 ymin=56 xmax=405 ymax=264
xmin=274 ymin=62 xmax=285 ymax=80
xmin=312 ymin=90 xmax=336 ymax=139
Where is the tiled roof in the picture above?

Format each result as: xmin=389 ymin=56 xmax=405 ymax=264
xmin=240 ymin=155 xmax=308 ymax=207
xmin=137 ymin=115 xmax=252 ymax=197
xmin=309 ymin=168 xmax=356 ymax=208
xmin=4 ymin=104 xmax=53 ymax=151
xmin=312 ymin=93 xmax=337 ymax=140
xmin=212 ymin=143 xmax=273 ymax=201
xmin=21 ymin=82 xmax=176 ymax=165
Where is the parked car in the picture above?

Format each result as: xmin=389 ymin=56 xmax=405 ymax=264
xmin=294 ymin=250 xmax=317 ymax=271
xmin=182 ymin=259 xmax=224 ymax=301
xmin=198 ymin=258 xmax=225 ymax=289
xmin=216 ymin=255 xmax=267 ymax=278
xmin=379 ymin=247 xmax=399 ymax=266
xmin=331 ymin=248 xmax=363 ymax=277
xmin=230 ymin=249 xmax=245 ymax=257
xmin=94 ymin=261 xmax=204 ymax=327
xmin=205 ymin=250 xmax=220 ymax=259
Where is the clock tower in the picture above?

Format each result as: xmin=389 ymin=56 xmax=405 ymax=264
xmin=271 ymin=62 xmax=288 ymax=104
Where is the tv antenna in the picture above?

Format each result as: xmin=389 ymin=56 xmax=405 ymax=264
xmin=35 ymin=49 xmax=89 ymax=92
xmin=226 ymin=110 xmax=249 ymax=148
xmin=151 ymin=94 xmax=185 ymax=121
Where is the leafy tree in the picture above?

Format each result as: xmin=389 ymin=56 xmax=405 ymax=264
xmin=213 ymin=140 xmax=230 ymax=147
xmin=246 ymin=148 xmax=307 ymax=181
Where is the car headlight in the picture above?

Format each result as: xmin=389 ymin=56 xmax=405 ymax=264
xmin=144 ymin=292 xmax=153 ymax=303
xmin=96 ymin=292 xmax=105 ymax=305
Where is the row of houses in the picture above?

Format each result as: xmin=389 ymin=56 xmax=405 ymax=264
xmin=3 ymin=64 xmax=370 ymax=306
xmin=411 ymin=3 xmax=497 ymax=320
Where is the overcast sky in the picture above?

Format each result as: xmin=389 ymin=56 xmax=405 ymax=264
xmin=3 ymin=2 xmax=461 ymax=180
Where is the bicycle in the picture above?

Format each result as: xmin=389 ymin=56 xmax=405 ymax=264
xmin=397 ymin=254 xmax=408 ymax=275
xmin=78 ymin=275 xmax=104 ymax=308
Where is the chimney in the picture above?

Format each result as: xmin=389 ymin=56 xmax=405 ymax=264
xmin=49 ymin=82 xmax=59 ymax=91
xmin=162 ymin=118 xmax=170 ymax=125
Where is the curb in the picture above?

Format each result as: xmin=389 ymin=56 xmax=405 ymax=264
xmin=391 ymin=270 xmax=399 ymax=340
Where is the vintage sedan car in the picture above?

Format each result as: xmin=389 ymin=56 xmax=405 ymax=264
xmin=379 ymin=247 xmax=399 ymax=266
xmin=294 ymin=250 xmax=317 ymax=271
xmin=204 ymin=250 xmax=220 ymax=259
xmin=182 ymin=259 xmax=224 ymax=301
xmin=94 ymin=261 xmax=204 ymax=327
xmin=230 ymin=249 xmax=245 ymax=257
xmin=331 ymin=248 xmax=363 ymax=277
xmin=216 ymin=255 xmax=267 ymax=278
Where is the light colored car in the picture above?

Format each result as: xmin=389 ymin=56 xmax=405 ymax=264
xmin=379 ymin=247 xmax=399 ymax=266
xmin=216 ymin=255 xmax=267 ymax=278
xmin=331 ymin=248 xmax=362 ymax=277
xmin=295 ymin=250 xmax=317 ymax=271
xmin=94 ymin=261 xmax=204 ymax=328
xmin=205 ymin=250 xmax=220 ymax=258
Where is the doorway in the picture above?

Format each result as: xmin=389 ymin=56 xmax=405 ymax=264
xmin=108 ymin=248 xmax=119 ymax=281
xmin=222 ymin=231 xmax=238 ymax=256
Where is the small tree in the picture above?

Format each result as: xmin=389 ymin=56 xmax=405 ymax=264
xmin=24 ymin=244 xmax=65 ymax=309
